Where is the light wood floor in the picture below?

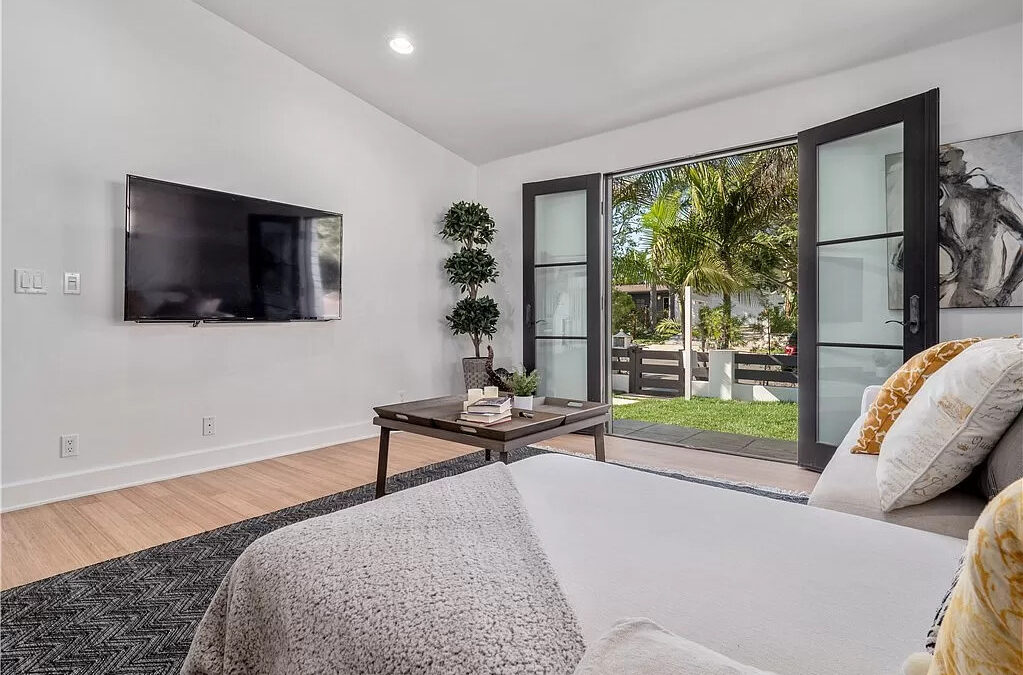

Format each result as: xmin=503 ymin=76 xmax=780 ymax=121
xmin=0 ymin=432 xmax=818 ymax=590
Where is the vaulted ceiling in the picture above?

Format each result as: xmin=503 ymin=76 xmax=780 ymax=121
xmin=195 ymin=0 xmax=1022 ymax=163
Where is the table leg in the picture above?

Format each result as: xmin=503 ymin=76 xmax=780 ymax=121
xmin=485 ymin=448 xmax=492 ymax=462
xmin=375 ymin=428 xmax=390 ymax=499
xmin=499 ymin=450 xmax=509 ymax=464
xmin=594 ymin=423 xmax=606 ymax=462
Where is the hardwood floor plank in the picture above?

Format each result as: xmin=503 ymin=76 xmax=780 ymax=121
xmin=0 ymin=431 xmax=816 ymax=590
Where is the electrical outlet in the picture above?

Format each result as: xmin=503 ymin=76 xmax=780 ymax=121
xmin=60 ymin=434 xmax=79 ymax=458
xmin=203 ymin=416 xmax=216 ymax=436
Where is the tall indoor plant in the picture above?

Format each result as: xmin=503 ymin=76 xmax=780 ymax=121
xmin=441 ymin=201 xmax=500 ymax=389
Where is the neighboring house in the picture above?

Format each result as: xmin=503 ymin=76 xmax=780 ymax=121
xmin=615 ymin=284 xmax=678 ymax=320
xmin=614 ymin=285 xmax=784 ymax=325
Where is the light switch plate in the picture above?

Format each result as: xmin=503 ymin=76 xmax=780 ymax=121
xmin=63 ymin=272 xmax=81 ymax=294
xmin=14 ymin=268 xmax=46 ymax=294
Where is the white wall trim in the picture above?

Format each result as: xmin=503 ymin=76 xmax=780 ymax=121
xmin=0 ymin=422 xmax=377 ymax=512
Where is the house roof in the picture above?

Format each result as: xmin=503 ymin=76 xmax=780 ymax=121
xmin=614 ymin=284 xmax=672 ymax=294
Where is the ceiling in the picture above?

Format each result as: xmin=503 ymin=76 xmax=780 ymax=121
xmin=195 ymin=0 xmax=1022 ymax=164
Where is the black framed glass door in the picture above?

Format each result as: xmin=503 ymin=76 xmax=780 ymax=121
xmin=523 ymin=174 xmax=604 ymax=402
xmin=797 ymin=90 xmax=939 ymax=470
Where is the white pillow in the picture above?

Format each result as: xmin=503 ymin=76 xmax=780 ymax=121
xmin=877 ymin=337 xmax=1023 ymax=511
xmin=572 ymin=618 xmax=777 ymax=675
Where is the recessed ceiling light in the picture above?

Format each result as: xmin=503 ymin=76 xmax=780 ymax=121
xmin=389 ymin=36 xmax=414 ymax=55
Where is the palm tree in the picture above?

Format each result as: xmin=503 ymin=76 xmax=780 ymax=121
xmin=644 ymin=149 xmax=797 ymax=348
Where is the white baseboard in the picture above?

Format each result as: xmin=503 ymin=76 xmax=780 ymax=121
xmin=0 ymin=421 xmax=378 ymax=512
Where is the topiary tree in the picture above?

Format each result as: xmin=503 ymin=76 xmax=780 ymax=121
xmin=441 ymin=201 xmax=500 ymax=357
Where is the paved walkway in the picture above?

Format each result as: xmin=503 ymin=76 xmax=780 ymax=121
xmin=610 ymin=419 xmax=797 ymax=463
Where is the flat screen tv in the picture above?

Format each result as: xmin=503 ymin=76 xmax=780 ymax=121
xmin=125 ymin=175 xmax=342 ymax=322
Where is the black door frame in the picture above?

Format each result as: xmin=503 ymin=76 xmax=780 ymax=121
xmin=523 ymin=173 xmax=604 ymax=402
xmin=797 ymin=89 xmax=939 ymax=470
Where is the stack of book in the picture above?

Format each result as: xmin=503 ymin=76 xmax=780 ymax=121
xmin=460 ymin=396 xmax=512 ymax=425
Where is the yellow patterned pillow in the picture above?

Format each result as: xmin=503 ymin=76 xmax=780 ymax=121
xmin=929 ymin=479 xmax=1022 ymax=674
xmin=850 ymin=338 xmax=982 ymax=454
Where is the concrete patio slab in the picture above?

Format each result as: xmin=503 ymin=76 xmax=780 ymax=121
xmin=609 ymin=420 xmax=797 ymax=464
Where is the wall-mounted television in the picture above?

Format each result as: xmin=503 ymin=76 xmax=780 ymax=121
xmin=125 ymin=175 xmax=342 ymax=322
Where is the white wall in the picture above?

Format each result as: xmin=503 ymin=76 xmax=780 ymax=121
xmin=1 ymin=0 xmax=477 ymax=509
xmin=479 ymin=24 xmax=1023 ymax=364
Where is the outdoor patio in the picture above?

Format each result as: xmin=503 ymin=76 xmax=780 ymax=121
xmin=610 ymin=419 xmax=797 ymax=463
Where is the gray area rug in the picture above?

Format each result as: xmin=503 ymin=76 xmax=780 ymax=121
xmin=0 ymin=447 xmax=806 ymax=674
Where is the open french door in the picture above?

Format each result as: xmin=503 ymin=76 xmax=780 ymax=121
xmin=797 ymin=90 xmax=939 ymax=470
xmin=522 ymin=174 xmax=604 ymax=402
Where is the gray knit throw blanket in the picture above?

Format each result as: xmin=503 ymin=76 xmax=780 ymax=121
xmin=181 ymin=462 xmax=585 ymax=675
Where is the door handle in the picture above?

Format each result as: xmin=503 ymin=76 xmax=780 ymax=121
xmin=908 ymin=294 xmax=920 ymax=335
xmin=885 ymin=294 xmax=920 ymax=334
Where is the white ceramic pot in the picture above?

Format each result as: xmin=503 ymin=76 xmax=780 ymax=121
xmin=513 ymin=395 xmax=534 ymax=410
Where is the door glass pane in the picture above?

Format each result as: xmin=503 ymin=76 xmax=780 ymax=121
xmin=817 ymin=123 xmax=903 ymax=241
xmin=536 ymin=339 xmax=587 ymax=400
xmin=817 ymin=346 xmax=902 ymax=446
xmin=535 ymin=191 xmax=587 ymax=264
xmin=535 ymin=265 xmax=586 ymax=337
xmin=818 ymin=237 xmax=904 ymax=345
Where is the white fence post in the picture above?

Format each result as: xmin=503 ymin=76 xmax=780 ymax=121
xmin=683 ymin=286 xmax=693 ymax=400
xmin=708 ymin=350 xmax=735 ymax=401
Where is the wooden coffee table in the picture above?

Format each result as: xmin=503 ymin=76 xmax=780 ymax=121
xmin=372 ymin=396 xmax=610 ymax=498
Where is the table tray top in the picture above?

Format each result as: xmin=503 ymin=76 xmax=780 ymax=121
xmin=432 ymin=408 xmax=566 ymax=441
xmin=373 ymin=395 xmax=609 ymax=441
xmin=373 ymin=396 xmax=466 ymax=425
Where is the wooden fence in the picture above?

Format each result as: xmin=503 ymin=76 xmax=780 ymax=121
xmin=612 ymin=347 xmax=796 ymax=397
xmin=612 ymin=347 xmax=709 ymax=397
xmin=734 ymin=353 xmax=798 ymax=386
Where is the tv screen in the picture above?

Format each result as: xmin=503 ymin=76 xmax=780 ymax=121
xmin=125 ymin=176 xmax=342 ymax=322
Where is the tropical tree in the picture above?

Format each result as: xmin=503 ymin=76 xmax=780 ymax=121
xmin=642 ymin=148 xmax=797 ymax=347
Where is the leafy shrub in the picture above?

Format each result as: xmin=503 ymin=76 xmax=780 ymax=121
xmin=655 ymin=318 xmax=683 ymax=340
xmin=441 ymin=201 xmax=499 ymax=357
xmin=503 ymin=367 xmax=541 ymax=396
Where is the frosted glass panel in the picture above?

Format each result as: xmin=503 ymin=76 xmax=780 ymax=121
xmin=535 ymin=191 xmax=587 ymax=264
xmin=536 ymin=339 xmax=587 ymax=400
xmin=818 ymin=346 xmax=902 ymax=446
xmin=818 ymin=123 xmax=903 ymax=241
xmin=535 ymin=265 xmax=586 ymax=336
xmin=818 ymin=237 xmax=904 ymax=345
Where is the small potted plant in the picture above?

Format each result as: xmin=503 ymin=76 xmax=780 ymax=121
xmin=504 ymin=367 xmax=541 ymax=410
xmin=441 ymin=201 xmax=500 ymax=389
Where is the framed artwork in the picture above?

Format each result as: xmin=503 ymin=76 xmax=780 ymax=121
xmin=886 ymin=130 xmax=1023 ymax=309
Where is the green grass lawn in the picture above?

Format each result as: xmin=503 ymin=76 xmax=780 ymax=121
xmin=613 ymin=396 xmax=798 ymax=441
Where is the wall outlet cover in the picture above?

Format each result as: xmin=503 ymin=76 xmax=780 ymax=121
xmin=203 ymin=416 xmax=216 ymax=436
xmin=60 ymin=434 xmax=79 ymax=458
xmin=63 ymin=272 xmax=81 ymax=294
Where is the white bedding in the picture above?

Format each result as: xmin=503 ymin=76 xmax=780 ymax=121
xmin=508 ymin=453 xmax=966 ymax=675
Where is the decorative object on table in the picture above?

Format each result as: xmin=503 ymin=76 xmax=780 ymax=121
xmin=484 ymin=346 xmax=511 ymax=389
xmin=504 ymin=367 xmax=541 ymax=411
xmin=461 ymin=395 xmax=513 ymax=425
xmin=440 ymin=201 xmax=501 ymax=389
xmin=483 ymin=385 xmax=500 ymax=398
xmin=886 ymin=130 xmax=1023 ymax=309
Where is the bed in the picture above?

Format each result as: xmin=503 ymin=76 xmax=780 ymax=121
xmin=185 ymin=453 xmax=965 ymax=674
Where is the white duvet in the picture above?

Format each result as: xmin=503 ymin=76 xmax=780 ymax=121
xmin=509 ymin=453 xmax=965 ymax=675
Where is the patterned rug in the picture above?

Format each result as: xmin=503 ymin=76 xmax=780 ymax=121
xmin=1 ymin=448 xmax=806 ymax=674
